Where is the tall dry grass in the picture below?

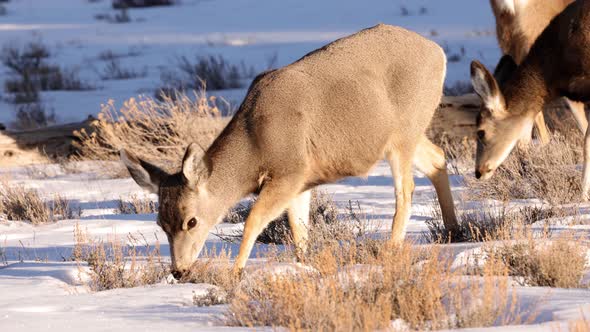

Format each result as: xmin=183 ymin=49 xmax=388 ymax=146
xmin=74 ymin=90 xmax=228 ymax=170
xmin=0 ymin=180 xmax=78 ymax=224
xmin=227 ymin=242 xmax=524 ymax=331
xmin=73 ymin=224 xmax=169 ymax=291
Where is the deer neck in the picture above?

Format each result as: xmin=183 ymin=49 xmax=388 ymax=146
xmin=501 ymin=59 xmax=551 ymax=118
xmin=201 ymin=118 xmax=260 ymax=222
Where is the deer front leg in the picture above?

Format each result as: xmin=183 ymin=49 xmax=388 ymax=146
xmin=234 ymin=177 xmax=303 ymax=272
xmin=387 ymin=151 xmax=415 ymax=243
xmin=287 ymin=190 xmax=311 ymax=261
xmin=565 ymin=99 xmax=588 ymax=134
xmin=533 ymin=112 xmax=550 ymax=145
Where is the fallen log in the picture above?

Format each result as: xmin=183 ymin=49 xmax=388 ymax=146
xmin=0 ymin=119 xmax=93 ymax=167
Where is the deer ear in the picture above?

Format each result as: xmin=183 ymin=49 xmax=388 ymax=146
xmin=182 ymin=143 xmax=212 ymax=186
xmin=493 ymin=54 xmax=517 ymax=86
xmin=471 ymin=60 xmax=505 ymax=111
xmin=120 ymin=149 xmax=168 ymax=194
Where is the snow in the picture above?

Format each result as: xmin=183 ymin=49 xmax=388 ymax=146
xmin=0 ymin=0 xmax=500 ymax=127
xmin=1 ymin=160 xmax=589 ymax=331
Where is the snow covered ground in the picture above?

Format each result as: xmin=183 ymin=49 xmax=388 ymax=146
xmin=0 ymin=0 xmax=500 ymax=127
xmin=1 ymin=161 xmax=590 ymax=331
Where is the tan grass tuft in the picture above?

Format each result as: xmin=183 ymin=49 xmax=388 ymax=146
xmin=74 ymin=90 xmax=228 ymax=170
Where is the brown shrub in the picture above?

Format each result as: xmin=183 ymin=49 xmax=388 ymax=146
xmin=425 ymin=199 xmax=564 ymax=243
xmin=0 ymin=182 xmax=50 ymax=224
xmin=227 ymin=242 xmax=522 ymax=330
xmin=490 ymin=234 xmax=588 ymax=288
xmin=116 ymin=194 xmax=158 ymax=214
xmin=179 ymin=248 xmax=239 ymax=294
xmin=74 ymin=91 xmax=228 ymax=170
xmin=75 ymin=230 xmax=169 ymax=291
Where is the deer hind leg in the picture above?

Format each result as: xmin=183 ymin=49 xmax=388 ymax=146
xmin=565 ymin=99 xmax=588 ymax=134
xmin=413 ymin=136 xmax=459 ymax=233
xmin=582 ymin=108 xmax=590 ymax=201
xmin=234 ymin=176 xmax=304 ymax=270
xmin=287 ymin=190 xmax=311 ymax=261
xmin=533 ymin=112 xmax=550 ymax=145
xmin=387 ymin=149 xmax=415 ymax=243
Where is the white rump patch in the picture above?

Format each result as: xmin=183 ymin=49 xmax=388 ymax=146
xmin=493 ymin=0 xmax=515 ymax=14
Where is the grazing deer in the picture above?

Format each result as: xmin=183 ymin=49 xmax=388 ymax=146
xmin=489 ymin=0 xmax=587 ymax=144
xmin=472 ymin=0 xmax=590 ymax=199
xmin=121 ymin=24 xmax=459 ymax=276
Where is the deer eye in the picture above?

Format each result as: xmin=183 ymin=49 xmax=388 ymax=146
xmin=477 ymin=130 xmax=485 ymax=140
xmin=187 ymin=218 xmax=197 ymax=229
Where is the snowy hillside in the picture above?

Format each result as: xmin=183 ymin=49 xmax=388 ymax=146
xmin=0 ymin=0 xmax=499 ymax=127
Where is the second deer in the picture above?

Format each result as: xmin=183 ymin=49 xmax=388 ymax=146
xmin=472 ymin=0 xmax=590 ymax=199
xmin=489 ymin=0 xmax=587 ymax=143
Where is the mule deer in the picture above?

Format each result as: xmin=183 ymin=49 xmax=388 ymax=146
xmin=472 ymin=0 xmax=590 ymax=199
xmin=489 ymin=0 xmax=587 ymax=144
xmin=121 ymin=24 xmax=459 ymax=276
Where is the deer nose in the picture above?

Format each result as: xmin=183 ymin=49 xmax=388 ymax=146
xmin=475 ymin=170 xmax=482 ymax=179
xmin=171 ymin=269 xmax=186 ymax=280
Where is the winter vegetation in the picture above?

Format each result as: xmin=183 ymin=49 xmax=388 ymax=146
xmin=0 ymin=1 xmax=589 ymax=332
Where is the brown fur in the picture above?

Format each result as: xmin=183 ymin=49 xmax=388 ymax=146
xmin=491 ymin=0 xmax=573 ymax=64
xmin=122 ymin=24 xmax=459 ymax=274
xmin=472 ymin=0 xmax=590 ymax=199
xmin=489 ymin=0 xmax=585 ymax=144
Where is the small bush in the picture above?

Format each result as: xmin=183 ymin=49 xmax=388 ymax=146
xmin=116 ymin=194 xmax=158 ymax=214
xmin=158 ymin=55 xmax=254 ymax=95
xmin=444 ymin=80 xmax=474 ymax=96
xmin=216 ymin=191 xmax=372 ymax=248
xmin=74 ymin=91 xmax=227 ymax=169
xmin=0 ymin=182 xmax=50 ymax=224
xmin=49 ymin=194 xmax=80 ymax=220
xmin=1 ymin=41 xmax=94 ymax=103
xmin=490 ymin=234 xmax=587 ymax=288
xmin=75 ymin=230 xmax=169 ymax=291
xmin=97 ymin=48 xmax=141 ymax=61
xmin=12 ymin=103 xmax=55 ymax=130
xmin=99 ymin=58 xmax=147 ymax=80
xmin=180 ymin=249 xmax=239 ymax=292
xmin=0 ymin=181 xmax=77 ymax=224
xmin=193 ymin=287 xmax=227 ymax=307
xmin=425 ymin=203 xmax=562 ymax=243
xmin=112 ymin=0 xmax=175 ymax=9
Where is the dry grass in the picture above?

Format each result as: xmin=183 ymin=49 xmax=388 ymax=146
xmin=0 ymin=181 xmax=77 ymax=224
xmin=565 ymin=315 xmax=590 ymax=332
xmin=179 ymin=248 xmax=239 ymax=293
xmin=226 ymin=242 xmax=523 ymax=330
xmin=425 ymin=200 xmax=565 ymax=243
xmin=217 ymin=191 xmax=378 ymax=251
xmin=490 ymin=233 xmax=588 ymax=288
xmin=465 ymin=134 xmax=582 ymax=204
xmin=74 ymin=91 xmax=227 ymax=170
xmin=116 ymin=194 xmax=158 ymax=214
xmin=0 ymin=182 xmax=50 ymax=224
xmin=74 ymin=225 xmax=169 ymax=291
xmin=193 ymin=287 xmax=227 ymax=307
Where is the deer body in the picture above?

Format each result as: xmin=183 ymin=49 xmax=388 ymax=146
xmin=121 ymin=24 xmax=459 ymax=275
xmin=472 ymin=0 xmax=590 ymax=199
xmin=489 ymin=0 xmax=587 ymax=143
